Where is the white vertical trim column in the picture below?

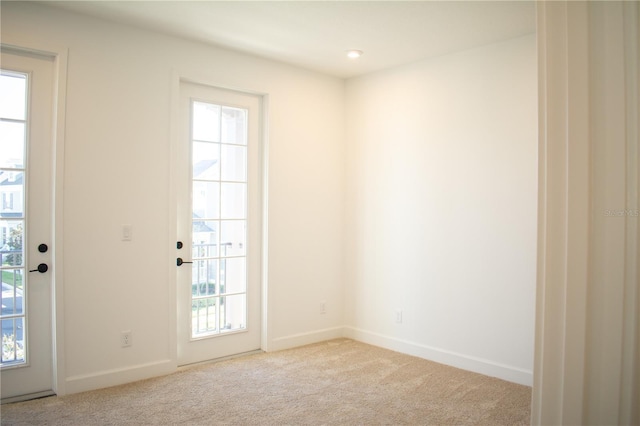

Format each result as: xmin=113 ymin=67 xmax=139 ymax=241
xmin=533 ymin=2 xmax=639 ymax=425
xmin=616 ymin=2 xmax=638 ymax=424
xmin=586 ymin=2 xmax=631 ymax=423
xmin=533 ymin=2 xmax=590 ymax=424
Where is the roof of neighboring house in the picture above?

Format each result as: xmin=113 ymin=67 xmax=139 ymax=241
xmin=193 ymin=159 xmax=218 ymax=179
xmin=0 ymin=173 xmax=23 ymax=186
xmin=192 ymin=212 xmax=215 ymax=233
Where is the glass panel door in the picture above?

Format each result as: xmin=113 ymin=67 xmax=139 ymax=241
xmin=176 ymin=82 xmax=261 ymax=366
xmin=0 ymin=49 xmax=55 ymax=402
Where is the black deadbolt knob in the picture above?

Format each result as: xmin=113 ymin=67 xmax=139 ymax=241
xmin=38 ymin=243 xmax=48 ymax=253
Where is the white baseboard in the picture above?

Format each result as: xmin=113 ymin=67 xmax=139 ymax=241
xmin=63 ymin=329 xmax=532 ymax=395
xmin=64 ymin=359 xmax=175 ymax=395
xmin=344 ymin=326 xmax=533 ymax=386
xmin=268 ymin=326 xmax=346 ymax=352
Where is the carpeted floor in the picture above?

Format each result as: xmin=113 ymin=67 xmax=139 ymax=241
xmin=0 ymin=339 xmax=531 ymax=425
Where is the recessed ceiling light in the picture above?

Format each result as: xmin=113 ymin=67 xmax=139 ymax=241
xmin=346 ymin=50 xmax=363 ymax=59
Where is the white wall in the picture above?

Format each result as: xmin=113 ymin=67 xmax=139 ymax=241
xmin=2 ymin=1 xmax=538 ymax=395
xmin=344 ymin=35 xmax=537 ymax=385
xmin=2 ymin=2 xmax=345 ymax=394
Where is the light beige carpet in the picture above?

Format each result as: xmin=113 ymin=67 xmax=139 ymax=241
xmin=0 ymin=339 xmax=531 ymax=425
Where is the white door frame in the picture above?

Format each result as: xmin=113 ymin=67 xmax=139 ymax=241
xmin=169 ymin=71 xmax=270 ymax=366
xmin=0 ymin=41 xmax=68 ymax=397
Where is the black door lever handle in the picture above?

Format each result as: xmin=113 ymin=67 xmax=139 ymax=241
xmin=29 ymin=263 xmax=48 ymax=273
xmin=177 ymin=258 xmax=193 ymax=266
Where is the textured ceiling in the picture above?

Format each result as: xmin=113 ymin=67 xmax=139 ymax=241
xmin=43 ymin=1 xmax=536 ymax=79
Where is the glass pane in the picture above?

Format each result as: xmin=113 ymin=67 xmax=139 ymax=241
xmin=219 ymin=294 xmax=246 ymax=332
xmin=192 ymin=101 xmax=220 ymax=142
xmin=0 ymin=171 xmax=24 ymax=216
xmin=221 ymin=107 xmax=247 ymax=145
xmin=192 ymin=298 xmax=217 ymax=336
xmin=1 ymin=317 xmax=25 ymax=363
xmin=192 ymin=220 xmax=218 ymax=258
xmin=220 ymin=257 xmax=246 ymax=294
xmin=0 ymin=121 xmax=26 ymax=168
xmin=192 ymin=259 xmax=217 ymax=297
xmin=0 ymin=220 xmax=24 ymax=267
xmin=221 ymin=183 xmax=246 ymax=219
xmin=221 ymin=145 xmax=247 ymax=182
xmin=192 ymin=181 xmax=219 ymax=220
xmin=192 ymin=141 xmax=220 ymax=180
xmin=1 ymin=276 xmax=24 ymax=315
xmin=220 ymin=220 xmax=246 ymax=257
xmin=0 ymin=73 xmax=27 ymax=121
xmin=0 ymin=268 xmax=23 ymax=291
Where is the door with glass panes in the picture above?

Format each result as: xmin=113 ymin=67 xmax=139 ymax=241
xmin=176 ymin=82 xmax=261 ymax=366
xmin=1 ymin=49 xmax=55 ymax=401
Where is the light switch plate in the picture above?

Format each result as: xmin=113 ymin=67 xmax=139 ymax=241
xmin=122 ymin=225 xmax=132 ymax=241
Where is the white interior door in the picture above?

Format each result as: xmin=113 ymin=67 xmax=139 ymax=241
xmin=0 ymin=49 xmax=55 ymax=402
xmin=176 ymin=81 xmax=262 ymax=366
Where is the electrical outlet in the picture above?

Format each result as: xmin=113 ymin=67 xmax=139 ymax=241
xmin=121 ymin=330 xmax=132 ymax=347
xmin=320 ymin=301 xmax=327 ymax=315
xmin=395 ymin=310 xmax=403 ymax=324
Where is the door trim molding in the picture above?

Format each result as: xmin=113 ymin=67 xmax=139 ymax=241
xmin=0 ymin=40 xmax=69 ymax=396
